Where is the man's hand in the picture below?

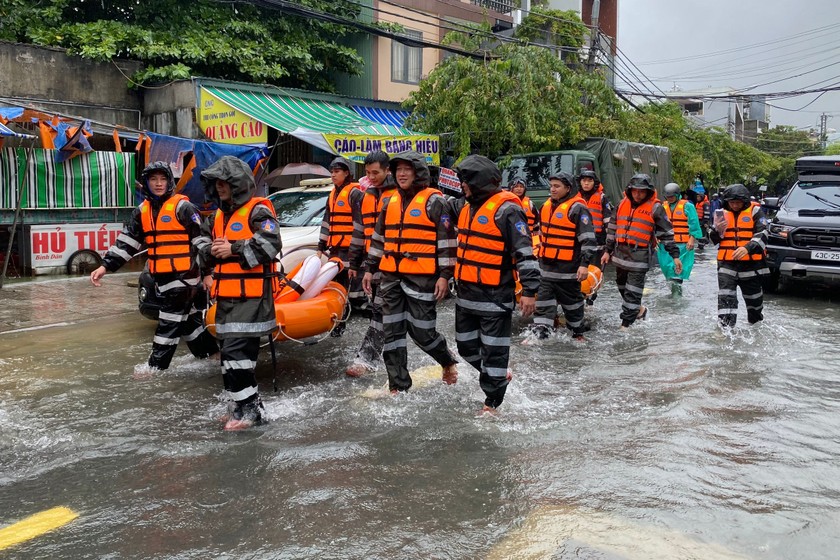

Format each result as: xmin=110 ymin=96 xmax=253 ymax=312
xmin=673 ymin=258 xmax=683 ymax=275
xmin=732 ymin=247 xmax=749 ymax=260
xmin=433 ymin=277 xmax=450 ymax=302
xmin=519 ymin=295 xmax=536 ymax=318
xmin=203 ymin=274 xmax=214 ymax=292
xmin=686 ymin=236 xmax=696 ymax=250
xmin=90 ymin=265 xmax=107 ymax=287
xmin=600 ymin=252 xmax=611 ymax=267
xmin=210 ymin=237 xmax=233 ymax=259
xmin=576 ymin=266 xmax=589 ymax=282
xmin=348 ymin=269 xmax=357 ymax=280
xmin=362 ymin=272 xmax=373 ymax=295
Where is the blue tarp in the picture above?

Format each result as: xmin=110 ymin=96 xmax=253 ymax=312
xmin=351 ymin=106 xmax=410 ymax=128
xmin=144 ymin=132 xmax=266 ymax=208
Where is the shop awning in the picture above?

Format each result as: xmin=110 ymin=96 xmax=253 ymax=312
xmin=352 ymin=106 xmax=410 ymax=128
xmin=202 ymin=85 xmax=410 ymax=135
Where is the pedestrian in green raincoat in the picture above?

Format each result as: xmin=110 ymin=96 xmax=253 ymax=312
xmin=657 ymin=182 xmax=702 ymax=294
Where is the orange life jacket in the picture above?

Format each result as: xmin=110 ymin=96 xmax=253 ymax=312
xmin=696 ymin=195 xmax=708 ymax=219
xmin=615 ymin=197 xmax=656 ymax=248
xmin=140 ymin=194 xmax=192 ymax=274
xmin=212 ymin=197 xmax=277 ymax=299
xmin=380 ymin=188 xmax=440 ymax=275
xmin=717 ymin=208 xmax=763 ymax=261
xmin=664 ymin=199 xmax=691 ymax=244
xmin=361 ymin=187 xmax=396 ymax=253
xmin=539 ymin=194 xmax=586 ymax=261
xmin=327 ymin=183 xmax=359 ymax=249
xmin=456 ymin=190 xmax=520 ymax=285
xmin=584 ymin=184 xmax=606 ymax=233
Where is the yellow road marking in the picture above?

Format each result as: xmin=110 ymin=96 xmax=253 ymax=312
xmin=0 ymin=507 xmax=78 ymax=551
xmin=487 ymin=506 xmax=750 ymax=560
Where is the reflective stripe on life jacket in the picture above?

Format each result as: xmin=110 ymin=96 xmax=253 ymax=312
xmin=456 ymin=190 xmax=520 ymax=285
xmin=664 ymin=199 xmax=691 ymax=244
xmin=539 ymin=194 xmax=585 ymax=261
xmin=380 ymin=188 xmax=441 ymax=275
xmin=615 ymin=197 xmax=656 ymax=248
xmin=717 ymin=208 xmax=763 ymax=261
xmin=211 ymin=197 xmax=276 ymax=299
xmin=362 ymin=188 xmax=396 ymax=254
xmin=585 ymin=184 xmax=606 ymax=233
xmin=140 ymin=194 xmax=192 ymax=274
xmin=327 ymin=183 xmax=359 ymax=249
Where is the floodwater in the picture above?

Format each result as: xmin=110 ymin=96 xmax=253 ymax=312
xmin=1 ymin=252 xmax=839 ymax=559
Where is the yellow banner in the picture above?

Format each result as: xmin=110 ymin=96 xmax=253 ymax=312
xmin=198 ymin=89 xmax=267 ymax=145
xmin=324 ymin=134 xmax=440 ymax=165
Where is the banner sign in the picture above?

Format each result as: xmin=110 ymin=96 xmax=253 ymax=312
xmin=27 ymin=223 xmax=122 ymax=269
xmin=199 ymin=89 xmax=267 ymax=145
xmin=323 ymin=134 xmax=440 ymax=165
xmin=438 ymin=167 xmax=462 ymax=193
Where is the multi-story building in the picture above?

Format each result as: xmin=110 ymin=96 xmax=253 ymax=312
xmin=665 ymin=87 xmax=746 ymax=141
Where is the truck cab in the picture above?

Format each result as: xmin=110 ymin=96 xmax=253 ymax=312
xmin=763 ymin=156 xmax=840 ymax=291
xmin=499 ymin=150 xmax=599 ymax=208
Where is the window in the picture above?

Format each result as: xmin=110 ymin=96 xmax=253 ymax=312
xmin=392 ymin=30 xmax=423 ymax=84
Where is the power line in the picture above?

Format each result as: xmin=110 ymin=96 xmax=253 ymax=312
xmin=637 ymin=21 xmax=840 ymax=65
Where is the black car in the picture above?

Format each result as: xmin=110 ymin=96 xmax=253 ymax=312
xmin=763 ymin=156 xmax=840 ymax=291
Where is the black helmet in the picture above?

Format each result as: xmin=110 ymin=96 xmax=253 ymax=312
xmin=722 ymin=183 xmax=751 ymax=204
xmin=140 ymin=161 xmax=175 ymax=200
xmin=578 ymin=169 xmax=600 ymax=184
xmin=663 ymin=182 xmax=681 ymax=197
xmin=548 ymin=171 xmax=577 ymax=195
xmin=628 ymin=173 xmax=654 ymax=191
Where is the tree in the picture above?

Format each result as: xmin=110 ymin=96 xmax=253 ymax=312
xmin=826 ymin=141 xmax=840 ymax=156
xmin=405 ymin=18 xmax=622 ymax=160
xmin=0 ymin=0 xmax=365 ymax=91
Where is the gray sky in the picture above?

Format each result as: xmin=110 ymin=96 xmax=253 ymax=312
xmin=617 ymin=0 xmax=840 ymax=135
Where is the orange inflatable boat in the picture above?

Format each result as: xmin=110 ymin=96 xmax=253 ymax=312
xmin=206 ymin=257 xmax=349 ymax=342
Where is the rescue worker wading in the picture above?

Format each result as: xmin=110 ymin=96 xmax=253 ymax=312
xmin=601 ymin=174 xmax=682 ymax=329
xmin=657 ymin=182 xmax=702 ymax=294
xmin=577 ymin=169 xmax=613 ymax=305
xmin=345 ymin=150 xmax=397 ymax=378
xmin=710 ymin=184 xmax=769 ymax=328
xmin=509 ymin=177 xmax=540 ymax=247
xmin=362 ymin=150 xmax=459 ymax=393
xmin=319 ymin=156 xmax=365 ymax=324
xmin=196 ymin=156 xmax=283 ymax=431
xmin=90 ymin=161 xmax=218 ymax=371
xmin=526 ymin=172 xmax=596 ymax=342
xmin=454 ymin=155 xmax=539 ymax=414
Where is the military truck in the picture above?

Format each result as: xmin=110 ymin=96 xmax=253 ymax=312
xmin=499 ymin=137 xmax=672 ymax=207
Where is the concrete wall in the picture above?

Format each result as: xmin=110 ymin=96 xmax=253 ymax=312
xmin=0 ymin=42 xmax=143 ymax=128
xmin=142 ymin=80 xmax=202 ymax=138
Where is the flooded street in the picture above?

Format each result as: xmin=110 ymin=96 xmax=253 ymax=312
xmin=2 ymin=252 xmax=840 ymax=559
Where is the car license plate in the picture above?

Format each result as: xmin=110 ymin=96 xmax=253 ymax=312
xmin=811 ymin=250 xmax=840 ymax=261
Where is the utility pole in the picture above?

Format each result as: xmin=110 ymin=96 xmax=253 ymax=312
xmin=585 ymin=0 xmax=601 ymax=73
xmin=819 ymin=112 xmax=829 ymax=151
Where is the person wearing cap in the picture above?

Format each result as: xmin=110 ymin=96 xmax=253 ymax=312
xmin=709 ymin=192 xmax=722 ymax=217
xmin=601 ymin=174 xmax=682 ymax=329
xmin=319 ymin=156 xmax=365 ymax=312
xmin=454 ymin=155 xmax=539 ymax=414
xmin=577 ymin=169 xmax=613 ymax=305
xmin=509 ymin=176 xmax=540 ymax=247
xmin=692 ymin=179 xmax=710 ymax=250
xmin=362 ymin=150 xmax=459 ymax=394
xmin=710 ymin=184 xmax=769 ymax=328
xmin=657 ymin=182 xmax=702 ymax=294
xmin=525 ymin=172 xmax=596 ymax=342
xmin=195 ymin=156 xmax=283 ymax=430
xmin=90 ymin=161 xmax=218 ymax=372
xmin=345 ymin=150 xmax=397 ymax=378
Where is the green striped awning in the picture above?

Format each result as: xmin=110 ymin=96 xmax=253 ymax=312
xmin=0 ymin=147 xmax=135 ymax=209
xmin=202 ymin=86 xmax=412 ymax=135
